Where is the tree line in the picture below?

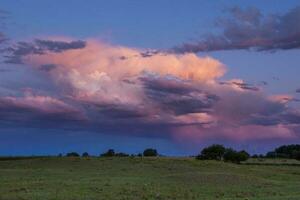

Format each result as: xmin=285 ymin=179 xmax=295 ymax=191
xmin=63 ymin=148 xmax=158 ymax=158
xmin=195 ymin=144 xmax=300 ymax=164
xmin=3 ymin=144 xmax=298 ymax=163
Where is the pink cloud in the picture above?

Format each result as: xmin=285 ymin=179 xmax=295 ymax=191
xmin=1 ymin=38 xmax=300 ymax=144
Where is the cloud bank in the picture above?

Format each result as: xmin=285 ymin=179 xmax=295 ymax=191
xmin=173 ymin=6 xmax=300 ymax=53
xmin=1 ymin=38 xmax=300 ymax=145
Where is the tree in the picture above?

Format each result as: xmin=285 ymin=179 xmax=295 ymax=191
xmin=115 ymin=152 xmax=129 ymax=157
xmin=82 ymin=152 xmax=90 ymax=157
xmin=100 ymin=149 xmax=115 ymax=157
xmin=266 ymin=145 xmax=300 ymax=159
xmin=252 ymin=154 xmax=258 ymax=158
xmin=66 ymin=152 xmax=80 ymax=157
xmin=223 ymin=149 xmax=249 ymax=164
xmin=197 ymin=144 xmax=226 ymax=160
xmin=292 ymin=150 xmax=300 ymax=161
xmin=266 ymin=151 xmax=276 ymax=158
xmin=143 ymin=148 xmax=158 ymax=157
xmin=240 ymin=150 xmax=250 ymax=158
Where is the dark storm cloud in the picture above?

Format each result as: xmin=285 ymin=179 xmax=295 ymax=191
xmin=83 ymin=102 xmax=148 ymax=119
xmin=172 ymin=6 xmax=300 ymax=53
xmin=139 ymin=75 xmax=199 ymax=95
xmin=34 ymin=39 xmax=86 ymax=52
xmin=0 ymin=96 xmax=85 ymax=128
xmin=248 ymin=111 xmax=300 ymax=126
xmin=140 ymin=75 xmax=219 ymax=115
xmin=4 ymin=39 xmax=86 ymax=64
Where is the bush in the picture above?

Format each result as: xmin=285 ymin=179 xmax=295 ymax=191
xmin=82 ymin=152 xmax=90 ymax=157
xmin=100 ymin=149 xmax=115 ymax=157
xmin=223 ymin=149 xmax=249 ymax=164
xmin=143 ymin=148 xmax=158 ymax=157
xmin=66 ymin=152 xmax=80 ymax=157
xmin=196 ymin=144 xmax=226 ymax=160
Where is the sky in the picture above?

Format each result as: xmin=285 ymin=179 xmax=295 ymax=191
xmin=0 ymin=0 xmax=300 ymax=156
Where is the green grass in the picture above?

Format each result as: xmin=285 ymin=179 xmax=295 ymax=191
xmin=0 ymin=157 xmax=300 ymax=200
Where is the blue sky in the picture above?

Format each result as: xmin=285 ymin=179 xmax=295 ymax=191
xmin=0 ymin=0 xmax=300 ymax=156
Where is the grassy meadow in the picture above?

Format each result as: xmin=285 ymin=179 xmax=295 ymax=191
xmin=0 ymin=157 xmax=300 ymax=200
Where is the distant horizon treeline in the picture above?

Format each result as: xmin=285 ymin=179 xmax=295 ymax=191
xmin=195 ymin=144 xmax=300 ymax=163
xmin=1 ymin=144 xmax=300 ymax=162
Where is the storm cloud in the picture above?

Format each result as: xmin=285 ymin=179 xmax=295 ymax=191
xmin=0 ymin=39 xmax=300 ymax=143
xmin=4 ymin=39 xmax=86 ymax=64
xmin=172 ymin=6 xmax=300 ymax=53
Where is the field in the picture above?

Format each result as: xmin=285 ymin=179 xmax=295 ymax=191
xmin=0 ymin=157 xmax=300 ymax=200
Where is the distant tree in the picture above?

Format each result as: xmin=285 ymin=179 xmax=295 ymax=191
xmin=100 ymin=149 xmax=115 ymax=157
xmin=137 ymin=153 xmax=142 ymax=157
xmin=82 ymin=152 xmax=90 ymax=157
xmin=240 ymin=150 xmax=250 ymax=158
xmin=258 ymin=154 xmax=265 ymax=158
xmin=143 ymin=148 xmax=158 ymax=157
xmin=58 ymin=153 xmax=62 ymax=157
xmin=265 ymin=145 xmax=300 ymax=159
xmin=223 ymin=149 xmax=249 ymax=164
xmin=115 ymin=152 xmax=129 ymax=157
xmin=252 ymin=154 xmax=258 ymax=158
xmin=196 ymin=144 xmax=226 ymax=160
xmin=275 ymin=144 xmax=300 ymax=159
xmin=66 ymin=152 xmax=80 ymax=157
xmin=292 ymin=150 xmax=300 ymax=161
xmin=265 ymin=151 xmax=276 ymax=158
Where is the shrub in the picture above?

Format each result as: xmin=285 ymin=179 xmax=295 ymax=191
xmin=100 ymin=149 xmax=115 ymax=157
xmin=197 ymin=144 xmax=226 ymax=160
xmin=66 ymin=152 xmax=80 ymax=157
xmin=143 ymin=148 xmax=158 ymax=157
xmin=82 ymin=152 xmax=90 ymax=157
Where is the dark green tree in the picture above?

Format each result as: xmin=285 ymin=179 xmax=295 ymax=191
xmin=143 ymin=148 xmax=158 ymax=157
xmin=82 ymin=152 xmax=90 ymax=157
xmin=223 ymin=149 xmax=249 ymax=164
xmin=100 ymin=149 xmax=115 ymax=157
xmin=196 ymin=144 xmax=226 ymax=160
xmin=66 ymin=152 xmax=80 ymax=157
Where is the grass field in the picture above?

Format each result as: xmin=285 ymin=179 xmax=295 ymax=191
xmin=0 ymin=157 xmax=300 ymax=200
